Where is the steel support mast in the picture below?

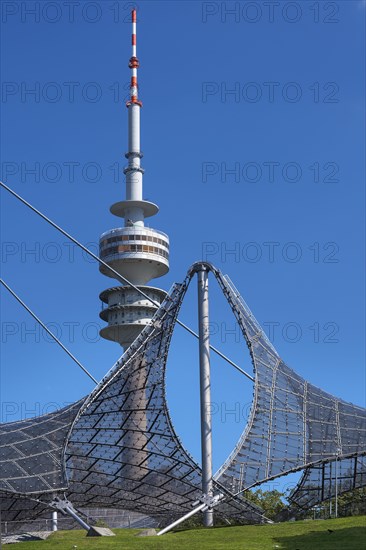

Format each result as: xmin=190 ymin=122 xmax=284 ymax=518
xmin=197 ymin=266 xmax=214 ymax=527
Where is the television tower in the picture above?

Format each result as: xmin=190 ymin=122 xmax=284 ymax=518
xmin=99 ymin=8 xmax=169 ymax=349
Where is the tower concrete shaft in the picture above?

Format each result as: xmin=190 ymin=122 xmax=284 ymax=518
xmin=99 ymin=8 xmax=170 ymax=349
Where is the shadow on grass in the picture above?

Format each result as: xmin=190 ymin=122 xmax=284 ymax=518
xmin=275 ymin=526 xmax=366 ymax=550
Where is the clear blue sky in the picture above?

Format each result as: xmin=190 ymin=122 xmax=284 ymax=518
xmin=1 ymin=1 xmax=365 ymax=493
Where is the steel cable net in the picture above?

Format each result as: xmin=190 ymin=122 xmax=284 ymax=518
xmin=0 ymin=277 xmax=263 ymax=525
xmin=288 ymin=454 xmax=366 ymax=510
xmin=0 ymin=401 xmax=83 ymax=521
xmin=214 ymin=272 xmax=366 ymax=503
xmin=1 ymin=265 xmax=365 ymax=524
xmin=64 ymin=280 xmax=264 ymax=524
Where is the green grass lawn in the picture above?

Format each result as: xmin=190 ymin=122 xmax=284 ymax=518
xmin=5 ymin=516 xmax=366 ymax=550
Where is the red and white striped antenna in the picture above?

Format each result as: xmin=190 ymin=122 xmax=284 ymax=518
xmin=127 ymin=8 xmax=142 ymax=106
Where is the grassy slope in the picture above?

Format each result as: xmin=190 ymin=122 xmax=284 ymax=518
xmin=7 ymin=516 xmax=366 ymax=550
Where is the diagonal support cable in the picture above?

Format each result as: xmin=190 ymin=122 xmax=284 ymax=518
xmin=0 ymin=279 xmax=98 ymax=384
xmin=176 ymin=319 xmax=254 ymax=381
xmin=0 ymin=181 xmax=254 ymax=383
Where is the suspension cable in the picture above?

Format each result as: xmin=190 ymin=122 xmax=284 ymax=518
xmin=0 ymin=279 xmax=98 ymax=384
xmin=0 ymin=181 xmax=254 ymax=383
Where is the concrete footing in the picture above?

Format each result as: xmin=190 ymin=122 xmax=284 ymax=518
xmin=87 ymin=526 xmax=115 ymax=537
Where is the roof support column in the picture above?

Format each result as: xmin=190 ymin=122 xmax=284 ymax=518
xmin=197 ymin=265 xmax=214 ymax=528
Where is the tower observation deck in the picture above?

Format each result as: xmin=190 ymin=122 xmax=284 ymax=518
xmin=99 ymin=9 xmax=169 ymax=349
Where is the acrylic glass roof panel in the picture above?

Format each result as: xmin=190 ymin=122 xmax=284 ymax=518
xmin=213 ymin=272 xmax=366 ymax=494
xmin=64 ymin=280 xmax=264 ymax=524
xmin=289 ymin=454 xmax=366 ymax=509
xmin=5 ymin=264 xmax=363 ymax=524
xmin=0 ymin=401 xmax=83 ymax=495
xmin=0 ymin=490 xmax=53 ymax=523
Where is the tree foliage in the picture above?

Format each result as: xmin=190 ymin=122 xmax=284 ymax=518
xmin=244 ymin=489 xmax=287 ymax=520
